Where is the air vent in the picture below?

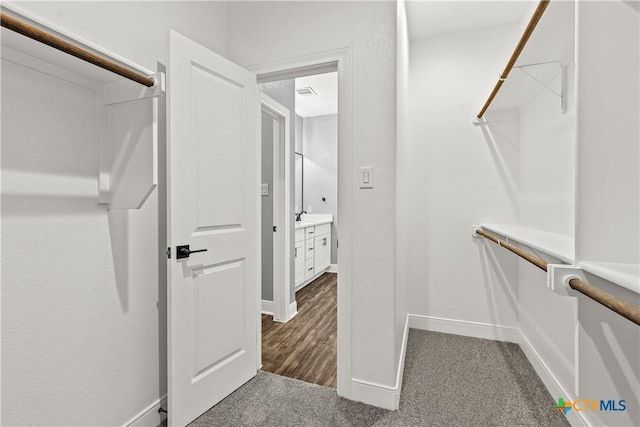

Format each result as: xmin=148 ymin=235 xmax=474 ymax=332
xmin=296 ymin=87 xmax=317 ymax=96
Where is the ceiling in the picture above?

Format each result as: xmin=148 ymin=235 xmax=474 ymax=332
xmin=295 ymin=72 xmax=338 ymax=118
xmin=406 ymin=1 xmax=534 ymax=41
xmin=293 ymin=3 xmax=534 ymax=116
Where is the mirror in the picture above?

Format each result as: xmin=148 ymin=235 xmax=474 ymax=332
xmin=295 ymin=152 xmax=303 ymax=213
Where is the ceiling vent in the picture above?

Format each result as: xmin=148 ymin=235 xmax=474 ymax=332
xmin=296 ymin=87 xmax=317 ymax=96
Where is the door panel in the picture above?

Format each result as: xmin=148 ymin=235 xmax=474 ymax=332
xmin=193 ymin=66 xmax=244 ymax=227
xmin=168 ymin=30 xmax=258 ymax=426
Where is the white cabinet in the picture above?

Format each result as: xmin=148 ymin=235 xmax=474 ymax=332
xmin=294 ymin=239 xmax=305 ymax=287
xmin=294 ymin=222 xmax=332 ymax=290
xmin=314 ymin=233 xmax=331 ymax=272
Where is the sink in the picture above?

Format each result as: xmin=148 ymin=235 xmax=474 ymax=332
xmin=295 ymin=221 xmax=313 ymax=229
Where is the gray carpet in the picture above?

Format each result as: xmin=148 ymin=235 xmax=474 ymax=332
xmin=189 ymin=330 xmax=570 ymax=426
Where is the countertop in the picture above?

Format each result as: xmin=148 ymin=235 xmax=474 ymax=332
xmin=295 ymin=214 xmax=333 ymax=229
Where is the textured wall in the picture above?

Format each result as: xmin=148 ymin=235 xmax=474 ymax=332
xmin=229 ymin=1 xmax=398 ymax=387
xmin=405 ymin=23 xmax=521 ymax=326
xmin=1 ymin=2 xmax=229 ymax=425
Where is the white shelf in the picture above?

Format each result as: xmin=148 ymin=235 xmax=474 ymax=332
xmin=480 ymin=224 xmax=575 ymax=264
xmin=578 ymin=262 xmax=640 ymax=295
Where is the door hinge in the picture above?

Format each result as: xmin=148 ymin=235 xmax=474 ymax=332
xmin=336 ymin=239 xmax=338 ymax=249
xmin=166 ymin=247 xmax=171 ymax=259
xmin=273 ymin=226 xmax=277 ymax=232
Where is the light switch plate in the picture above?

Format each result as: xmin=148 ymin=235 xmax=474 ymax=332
xmin=360 ymin=167 xmax=373 ymax=189
xmin=261 ymin=183 xmax=269 ymax=196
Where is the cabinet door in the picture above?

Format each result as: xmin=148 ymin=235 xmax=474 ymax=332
xmin=294 ymin=240 xmax=305 ymax=287
xmin=314 ymin=233 xmax=331 ymax=272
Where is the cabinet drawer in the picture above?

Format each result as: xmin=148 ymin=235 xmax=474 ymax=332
xmin=305 ymin=226 xmax=316 ymax=238
xmin=295 ymin=228 xmax=305 ymax=243
xmin=305 ymin=258 xmax=314 ymax=279
xmin=305 ymin=238 xmax=314 ymax=260
xmin=315 ymin=223 xmax=331 ymax=236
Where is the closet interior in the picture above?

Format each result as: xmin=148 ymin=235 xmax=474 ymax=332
xmin=469 ymin=1 xmax=638 ymax=425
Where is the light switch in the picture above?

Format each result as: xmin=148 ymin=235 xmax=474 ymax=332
xmin=360 ymin=167 xmax=373 ymax=189
xmin=261 ymin=183 xmax=269 ymax=196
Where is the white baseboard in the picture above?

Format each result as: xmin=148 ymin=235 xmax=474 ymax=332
xmin=350 ymin=378 xmax=400 ymax=411
xmin=518 ymin=332 xmax=588 ymax=427
xmin=125 ymin=396 xmax=167 ymax=427
xmin=286 ymin=300 xmax=298 ymax=321
xmin=394 ymin=314 xmax=410 ymax=409
xmin=408 ymin=314 xmax=520 ymax=343
xmin=295 ymin=266 xmax=333 ymax=292
xmin=327 ymin=263 xmax=338 ymax=273
xmin=350 ymin=315 xmax=409 ymax=411
xmin=261 ymin=300 xmax=274 ymax=315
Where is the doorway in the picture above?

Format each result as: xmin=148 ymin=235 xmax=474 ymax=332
xmin=259 ymin=70 xmax=339 ymax=388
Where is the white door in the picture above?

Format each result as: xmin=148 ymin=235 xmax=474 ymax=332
xmin=168 ymin=30 xmax=259 ymax=426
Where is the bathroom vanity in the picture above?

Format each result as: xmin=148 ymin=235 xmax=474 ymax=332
xmin=294 ymin=215 xmax=333 ymax=290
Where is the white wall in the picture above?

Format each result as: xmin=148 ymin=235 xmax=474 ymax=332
xmin=518 ymin=62 xmax=576 ymax=235
xmin=295 ymin=114 xmax=304 ymax=214
xmin=573 ymin=2 xmax=640 ymax=425
xmin=576 ymin=0 xmax=640 ymax=265
xmin=1 ymin=2 xmax=229 ymax=425
xmin=405 ymin=23 xmax=522 ymax=327
xmin=228 ymin=1 xmax=398 ymax=388
xmin=302 ymin=114 xmax=338 ymax=264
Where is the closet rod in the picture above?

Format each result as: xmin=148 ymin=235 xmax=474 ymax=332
xmin=475 ymin=228 xmax=548 ymax=272
xmin=0 ymin=13 xmax=155 ymax=87
xmin=476 ymin=0 xmax=551 ymax=119
xmin=475 ymin=229 xmax=640 ymax=327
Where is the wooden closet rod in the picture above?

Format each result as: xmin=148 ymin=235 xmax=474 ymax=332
xmin=475 ymin=229 xmax=640 ymax=327
xmin=1 ymin=13 xmax=155 ymax=87
xmin=476 ymin=228 xmax=548 ymax=271
xmin=477 ymin=0 xmax=551 ymax=119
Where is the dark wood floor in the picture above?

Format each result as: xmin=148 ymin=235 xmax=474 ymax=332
xmin=261 ymin=272 xmax=337 ymax=388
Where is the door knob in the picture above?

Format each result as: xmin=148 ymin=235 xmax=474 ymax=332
xmin=176 ymin=245 xmax=207 ymax=259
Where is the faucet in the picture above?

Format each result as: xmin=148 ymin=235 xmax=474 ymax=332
xmin=295 ymin=210 xmax=307 ymax=222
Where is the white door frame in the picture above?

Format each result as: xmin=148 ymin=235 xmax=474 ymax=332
xmin=261 ymin=93 xmax=291 ymax=323
xmin=250 ymin=47 xmax=353 ymax=398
